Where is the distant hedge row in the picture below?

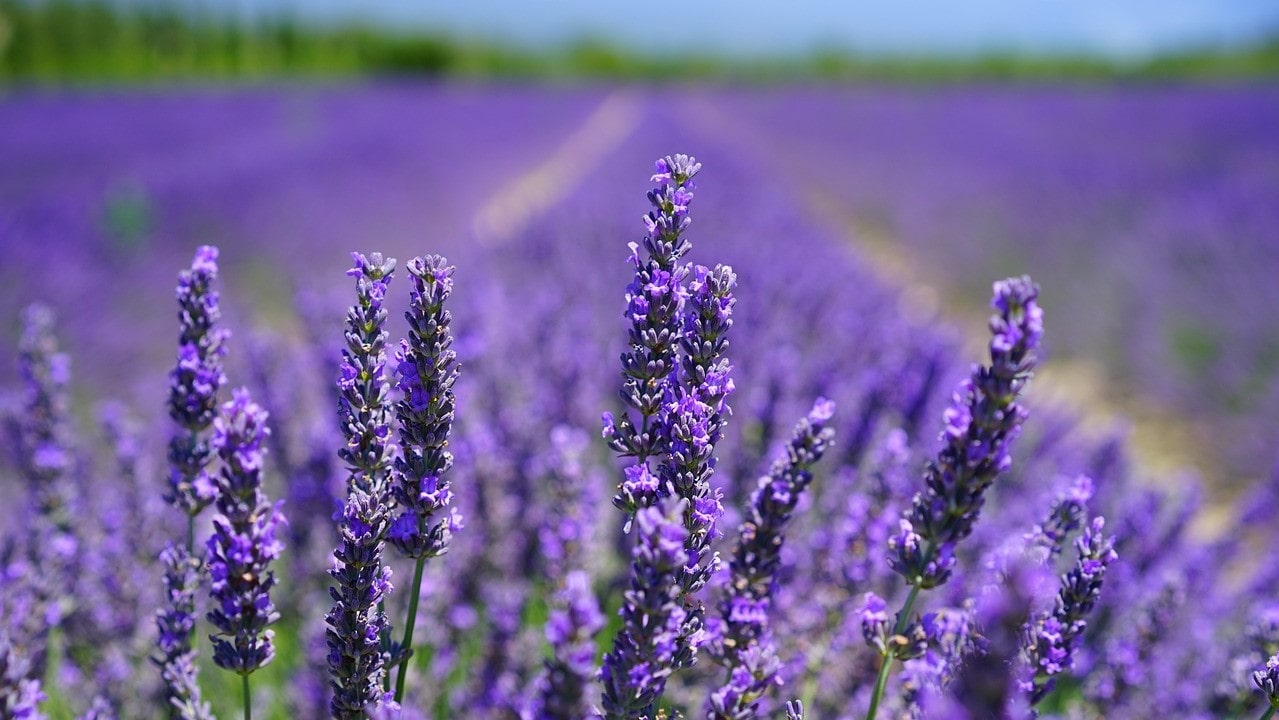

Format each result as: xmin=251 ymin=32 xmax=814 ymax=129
xmin=2 ymin=0 xmax=1278 ymax=83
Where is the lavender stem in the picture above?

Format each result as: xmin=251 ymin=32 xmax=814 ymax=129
xmin=393 ymin=554 xmax=427 ymax=702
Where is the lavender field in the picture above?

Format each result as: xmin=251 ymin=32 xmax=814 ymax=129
xmin=1 ymin=83 xmax=1278 ymax=720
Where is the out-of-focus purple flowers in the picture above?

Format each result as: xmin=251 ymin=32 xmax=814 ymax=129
xmin=0 ymin=631 xmax=45 ymax=720
xmin=206 ymin=389 xmax=285 ymax=675
xmin=165 ymin=246 xmax=228 ymax=521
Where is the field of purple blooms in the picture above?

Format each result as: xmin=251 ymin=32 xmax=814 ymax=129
xmin=1 ymin=84 xmax=1278 ymax=720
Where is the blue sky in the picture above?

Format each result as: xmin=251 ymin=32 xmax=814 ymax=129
xmin=232 ymin=0 xmax=1279 ymax=58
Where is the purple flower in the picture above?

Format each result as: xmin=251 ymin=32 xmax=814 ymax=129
xmin=1019 ymin=516 xmax=1118 ymax=705
xmin=166 ymin=246 xmax=229 ymax=519
xmin=600 ymin=501 xmax=692 ymax=719
xmin=388 ymin=255 xmax=461 ymax=562
xmin=705 ymin=400 xmax=835 ymax=719
xmin=329 ymin=252 xmax=398 ymax=719
xmin=206 ymin=389 xmax=285 ymax=676
xmin=337 ymin=252 xmax=397 ymax=498
xmin=605 ymin=156 xmax=702 ymax=517
xmin=888 ymin=276 xmax=1043 ymax=589
xmin=152 ymin=546 xmax=213 ymax=720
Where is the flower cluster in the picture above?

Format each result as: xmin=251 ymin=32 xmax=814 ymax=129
xmin=326 ymin=490 xmax=395 ymax=719
xmin=599 ymin=501 xmax=694 ymax=719
xmin=388 ymin=255 xmax=461 ymax=560
xmin=888 ymin=276 xmax=1043 ymax=589
xmin=1018 ymin=516 xmax=1118 ymax=705
xmin=329 ymin=252 xmax=399 ymax=718
xmin=166 ymin=246 xmax=228 ymax=519
xmin=604 ymin=155 xmax=702 ymax=515
xmin=206 ymin=389 xmax=285 ymax=675
xmin=338 ymin=252 xmax=397 ymax=497
xmin=706 ymin=399 xmax=836 ymax=719
xmin=153 ymin=546 xmax=213 ymax=720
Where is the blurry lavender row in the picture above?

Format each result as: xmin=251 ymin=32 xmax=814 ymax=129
xmin=706 ymin=85 xmax=1279 ymax=482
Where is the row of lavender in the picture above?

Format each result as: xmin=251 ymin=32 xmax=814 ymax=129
xmin=708 ymin=85 xmax=1279 ymax=482
xmin=2 ymin=119 xmax=1278 ymax=719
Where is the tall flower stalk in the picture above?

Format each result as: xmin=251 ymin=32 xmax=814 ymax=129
xmin=387 ymin=255 xmax=462 ymax=703
xmin=602 ymin=154 xmax=735 ymax=708
xmin=865 ymin=276 xmax=1043 ymax=720
xmin=706 ymin=400 xmax=835 ymax=720
xmin=206 ymin=390 xmax=285 ymax=720
xmin=327 ymin=252 xmax=397 ymax=718
xmin=166 ymin=245 xmax=229 ymax=551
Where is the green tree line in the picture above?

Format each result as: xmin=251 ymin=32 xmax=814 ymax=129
xmin=2 ymin=0 xmax=1278 ymax=83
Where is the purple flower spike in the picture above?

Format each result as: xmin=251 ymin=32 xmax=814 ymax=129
xmin=605 ymin=156 xmax=702 ymax=517
xmin=1018 ymin=516 xmax=1117 ymax=705
xmin=153 ymin=546 xmax=213 ymax=720
xmin=389 ymin=255 xmax=460 ymax=561
xmin=600 ymin=501 xmax=692 ymax=719
xmin=329 ymin=252 xmax=398 ymax=719
xmin=206 ymin=389 xmax=285 ymax=676
xmin=338 ymin=251 xmax=397 ymax=498
xmin=166 ymin=246 xmax=229 ymax=519
xmin=705 ymin=401 xmax=835 ymax=719
xmin=888 ymin=275 xmax=1043 ymax=590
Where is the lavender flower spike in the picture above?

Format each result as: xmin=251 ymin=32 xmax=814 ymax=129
xmin=1018 ymin=516 xmax=1118 ymax=706
xmin=604 ymin=155 xmax=701 ymax=517
xmin=388 ymin=255 xmax=462 ymax=701
xmin=706 ymin=399 xmax=835 ymax=720
xmin=329 ymin=252 xmax=398 ymax=719
xmin=888 ymin=275 xmax=1043 ymax=590
xmin=206 ymin=389 xmax=285 ymax=679
xmin=166 ymin=245 xmax=229 ymax=526
xmin=867 ymin=276 xmax=1042 ymax=720
xmin=600 ymin=501 xmax=693 ymax=719
xmin=338 ymin=252 xmax=397 ymax=497
xmin=153 ymin=546 xmax=214 ymax=720
xmin=327 ymin=490 xmax=395 ymax=720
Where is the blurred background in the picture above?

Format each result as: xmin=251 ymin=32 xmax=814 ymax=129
xmin=2 ymin=0 xmax=1278 ymax=489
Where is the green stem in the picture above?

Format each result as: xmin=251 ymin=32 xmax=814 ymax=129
xmin=394 ymin=555 xmax=428 ymax=702
xmin=865 ymin=651 xmax=894 ymax=720
xmin=865 ymin=582 xmax=925 ymax=720
xmin=242 ymin=674 xmax=252 ymax=720
xmin=1261 ymin=705 xmax=1277 ymax=720
xmin=186 ymin=514 xmax=195 ymax=556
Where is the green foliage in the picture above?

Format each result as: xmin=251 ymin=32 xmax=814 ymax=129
xmin=2 ymin=0 xmax=1278 ymax=84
